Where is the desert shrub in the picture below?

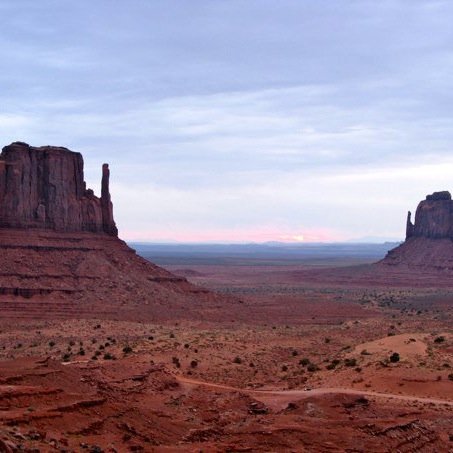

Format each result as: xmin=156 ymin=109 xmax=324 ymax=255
xmin=326 ymin=359 xmax=340 ymax=370
xmin=184 ymin=343 xmax=190 ymax=349
xmin=103 ymin=352 xmax=114 ymax=360
xmin=324 ymin=338 xmax=331 ymax=344
xmin=172 ymin=356 xmax=181 ymax=368
xmin=361 ymin=349 xmax=371 ymax=355
xmin=281 ymin=365 xmax=288 ymax=372
xmin=49 ymin=341 xmax=55 ymax=347
xmin=291 ymin=350 xmax=298 ymax=357
xmin=78 ymin=349 xmax=85 ymax=356
xmin=299 ymin=358 xmax=310 ymax=366
xmin=190 ymin=360 xmax=198 ymax=368
xmin=344 ymin=358 xmax=357 ymax=367
xmin=148 ymin=336 xmax=154 ymax=340
xmin=448 ymin=374 xmax=453 ymax=381
xmin=123 ymin=345 xmax=133 ymax=354
xmin=434 ymin=336 xmax=445 ymax=344
xmin=62 ymin=353 xmax=71 ymax=362
xmin=69 ymin=340 xmax=75 ymax=346
xmin=169 ymin=333 xmax=175 ymax=338
xmin=233 ymin=356 xmax=242 ymax=364
xmin=389 ymin=352 xmax=400 ymax=363
xmin=307 ymin=364 xmax=319 ymax=372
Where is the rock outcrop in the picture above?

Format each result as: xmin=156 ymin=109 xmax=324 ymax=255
xmin=0 ymin=142 xmax=117 ymax=235
xmin=406 ymin=191 xmax=453 ymax=240
xmin=0 ymin=142 xmax=232 ymax=321
xmin=381 ymin=191 xmax=453 ymax=270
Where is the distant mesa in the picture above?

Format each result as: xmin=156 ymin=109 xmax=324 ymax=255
xmin=0 ymin=141 xmax=117 ymax=235
xmin=382 ymin=190 xmax=453 ymax=269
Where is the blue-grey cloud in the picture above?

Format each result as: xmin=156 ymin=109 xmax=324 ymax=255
xmin=1 ymin=0 xmax=453 ymax=241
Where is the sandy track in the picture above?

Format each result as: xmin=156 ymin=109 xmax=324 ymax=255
xmin=177 ymin=375 xmax=453 ymax=407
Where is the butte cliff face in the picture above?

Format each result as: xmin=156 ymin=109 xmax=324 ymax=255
xmin=405 ymin=191 xmax=453 ymax=240
xmin=0 ymin=142 xmax=231 ymax=321
xmin=0 ymin=142 xmax=117 ymax=235
xmin=382 ymin=191 xmax=453 ymax=270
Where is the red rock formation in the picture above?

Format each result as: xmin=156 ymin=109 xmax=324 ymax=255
xmin=405 ymin=211 xmax=414 ymax=240
xmin=0 ymin=141 xmax=232 ymax=321
xmin=0 ymin=142 xmax=117 ymax=235
xmin=382 ymin=190 xmax=453 ymax=270
xmin=412 ymin=191 xmax=453 ymax=239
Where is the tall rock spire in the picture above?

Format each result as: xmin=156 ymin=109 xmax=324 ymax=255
xmin=405 ymin=211 xmax=414 ymax=240
xmin=101 ymin=163 xmax=118 ymax=236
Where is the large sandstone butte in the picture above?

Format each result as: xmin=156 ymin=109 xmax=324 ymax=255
xmin=381 ymin=191 xmax=453 ymax=270
xmin=0 ymin=142 xmax=229 ymax=321
xmin=0 ymin=142 xmax=117 ymax=235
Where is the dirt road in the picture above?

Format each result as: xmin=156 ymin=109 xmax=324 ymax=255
xmin=176 ymin=375 xmax=453 ymax=409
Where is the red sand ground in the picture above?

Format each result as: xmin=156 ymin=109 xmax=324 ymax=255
xmin=0 ymin=256 xmax=452 ymax=451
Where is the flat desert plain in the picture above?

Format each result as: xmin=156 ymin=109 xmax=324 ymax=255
xmin=0 ymin=253 xmax=452 ymax=452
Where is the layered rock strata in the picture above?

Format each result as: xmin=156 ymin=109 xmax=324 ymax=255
xmin=0 ymin=142 xmax=229 ymax=321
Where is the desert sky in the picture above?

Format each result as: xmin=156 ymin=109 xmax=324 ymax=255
xmin=1 ymin=0 xmax=453 ymax=242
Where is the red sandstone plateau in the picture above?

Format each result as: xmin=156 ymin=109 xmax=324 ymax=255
xmin=0 ymin=143 xmax=452 ymax=452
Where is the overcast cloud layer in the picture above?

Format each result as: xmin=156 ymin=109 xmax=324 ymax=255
xmin=1 ymin=0 xmax=453 ymax=242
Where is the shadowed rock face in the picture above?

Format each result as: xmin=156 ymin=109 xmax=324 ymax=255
xmin=0 ymin=142 xmax=117 ymax=235
xmin=406 ymin=191 xmax=453 ymax=240
xmin=382 ymin=190 xmax=453 ymax=270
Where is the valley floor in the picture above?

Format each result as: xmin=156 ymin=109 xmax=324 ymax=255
xmin=0 ymin=257 xmax=452 ymax=452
